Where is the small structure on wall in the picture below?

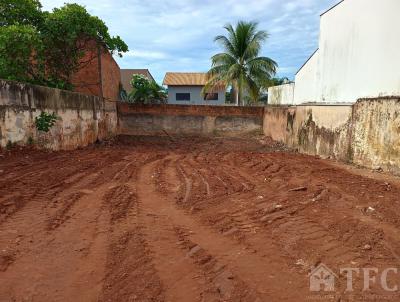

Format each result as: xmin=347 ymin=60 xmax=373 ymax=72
xmin=163 ymin=72 xmax=225 ymax=105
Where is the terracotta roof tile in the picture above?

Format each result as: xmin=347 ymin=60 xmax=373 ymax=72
xmin=163 ymin=72 xmax=208 ymax=86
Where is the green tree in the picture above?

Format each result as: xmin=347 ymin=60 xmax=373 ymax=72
xmin=42 ymin=3 xmax=128 ymax=89
xmin=128 ymin=74 xmax=167 ymax=104
xmin=204 ymin=21 xmax=277 ymax=106
xmin=0 ymin=25 xmax=44 ymax=84
xmin=0 ymin=1 xmax=128 ymax=90
xmin=270 ymin=77 xmax=290 ymax=86
xmin=0 ymin=0 xmax=43 ymax=27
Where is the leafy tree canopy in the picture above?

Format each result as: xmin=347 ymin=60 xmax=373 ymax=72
xmin=0 ymin=0 xmax=43 ymax=27
xmin=43 ymin=4 xmax=127 ymax=57
xmin=0 ymin=25 xmax=44 ymax=84
xmin=0 ymin=0 xmax=128 ymax=89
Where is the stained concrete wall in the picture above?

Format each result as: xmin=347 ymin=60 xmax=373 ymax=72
xmin=264 ymin=97 xmax=400 ymax=174
xmin=352 ymin=98 xmax=400 ymax=174
xmin=0 ymin=79 xmax=117 ymax=150
xmin=118 ymin=103 xmax=263 ymax=136
xmin=268 ymin=83 xmax=295 ymax=105
xmin=264 ymin=104 xmax=352 ymax=161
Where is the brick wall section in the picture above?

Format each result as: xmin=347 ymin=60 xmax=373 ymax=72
xmin=72 ymin=40 xmax=121 ymax=101
xmin=100 ymin=49 xmax=121 ymax=101
xmin=118 ymin=103 xmax=265 ymax=117
xmin=71 ymin=40 xmax=101 ymax=97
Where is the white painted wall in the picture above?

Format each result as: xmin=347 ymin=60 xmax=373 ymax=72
xmin=295 ymin=0 xmax=400 ymax=104
xmin=294 ymin=50 xmax=319 ymax=104
xmin=268 ymin=83 xmax=295 ymax=105
xmin=167 ymin=85 xmax=225 ymax=105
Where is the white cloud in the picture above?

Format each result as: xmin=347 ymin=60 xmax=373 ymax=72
xmin=124 ymin=50 xmax=168 ymax=60
xmin=40 ymin=0 xmax=339 ymax=83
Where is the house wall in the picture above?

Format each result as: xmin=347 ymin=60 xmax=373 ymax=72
xmin=268 ymin=83 xmax=295 ymax=105
xmin=294 ymin=50 xmax=319 ymax=104
xmin=118 ymin=103 xmax=263 ymax=136
xmin=100 ymin=49 xmax=121 ymax=101
xmin=167 ymin=85 xmax=225 ymax=105
xmin=71 ymin=41 xmax=102 ymax=98
xmin=72 ymin=42 xmax=121 ymax=101
xmin=0 ymin=79 xmax=117 ymax=150
xmin=293 ymin=0 xmax=400 ymax=104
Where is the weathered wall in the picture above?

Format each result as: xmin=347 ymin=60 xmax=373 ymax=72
xmin=264 ymin=97 xmax=400 ymax=173
xmin=267 ymin=83 xmax=295 ymax=105
xmin=0 ymin=80 xmax=117 ymax=150
xmin=264 ymin=104 xmax=352 ymax=161
xmin=352 ymin=97 xmax=400 ymax=174
xmin=118 ymin=103 xmax=263 ymax=136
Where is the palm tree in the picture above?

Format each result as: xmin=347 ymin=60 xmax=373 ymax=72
xmin=204 ymin=21 xmax=277 ymax=106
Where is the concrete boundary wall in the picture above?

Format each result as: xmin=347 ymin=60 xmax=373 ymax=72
xmin=118 ymin=103 xmax=264 ymax=136
xmin=0 ymin=80 xmax=117 ymax=150
xmin=264 ymin=97 xmax=400 ymax=174
xmin=1 ymin=79 xmax=400 ymax=175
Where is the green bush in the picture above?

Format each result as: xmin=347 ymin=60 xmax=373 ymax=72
xmin=35 ymin=112 xmax=58 ymax=132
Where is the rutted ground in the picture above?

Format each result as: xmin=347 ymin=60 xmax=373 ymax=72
xmin=1 ymin=136 xmax=400 ymax=301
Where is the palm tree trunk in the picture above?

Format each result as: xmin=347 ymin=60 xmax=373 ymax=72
xmin=234 ymin=88 xmax=239 ymax=106
xmin=238 ymin=77 xmax=243 ymax=106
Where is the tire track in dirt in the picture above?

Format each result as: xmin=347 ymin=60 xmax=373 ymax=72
xmin=0 ymin=184 xmax=111 ymax=301
xmin=0 ymin=153 xmax=139 ymax=301
xmin=139 ymin=157 xmax=310 ymax=301
xmin=138 ymin=156 xmax=215 ymax=302
xmin=99 ymin=154 xmax=166 ymax=302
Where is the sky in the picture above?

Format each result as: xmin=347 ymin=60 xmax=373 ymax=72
xmin=40 ymin=0 xmax=338 ymax=84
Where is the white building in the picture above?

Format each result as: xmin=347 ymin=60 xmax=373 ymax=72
xmin=163 ymin=72 xmax=225 ymax=105
xmin=270 ymin=0 xmax=400 ymax=105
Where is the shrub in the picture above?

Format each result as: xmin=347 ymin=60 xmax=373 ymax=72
xmin=35 ymin=112 xmax=58 ymax=132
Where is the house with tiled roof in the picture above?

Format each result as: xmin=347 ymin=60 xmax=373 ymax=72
xmin=163 ymin=72 xmax=225 ymax=105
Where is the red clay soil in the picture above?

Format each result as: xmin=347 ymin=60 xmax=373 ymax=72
xmin=1 ymin=136 xmax=400 ymax=302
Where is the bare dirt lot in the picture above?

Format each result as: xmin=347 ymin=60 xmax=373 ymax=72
xmin=1 ymin=136 xmax=400 ymax=302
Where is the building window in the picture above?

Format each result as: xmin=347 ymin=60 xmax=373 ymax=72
xmin=176 ymin=93 xmax=191 ymax=101
xmin=204 ymin=93 xmax=219 ymax=101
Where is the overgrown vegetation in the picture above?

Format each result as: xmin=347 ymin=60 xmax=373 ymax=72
xmin=0 ymin=0 xmax=128 ymax=89
xmin=124 ymin=74 xmax=167 ymax=104
xmin=35 ymin=112 xmax=58 ymax=132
